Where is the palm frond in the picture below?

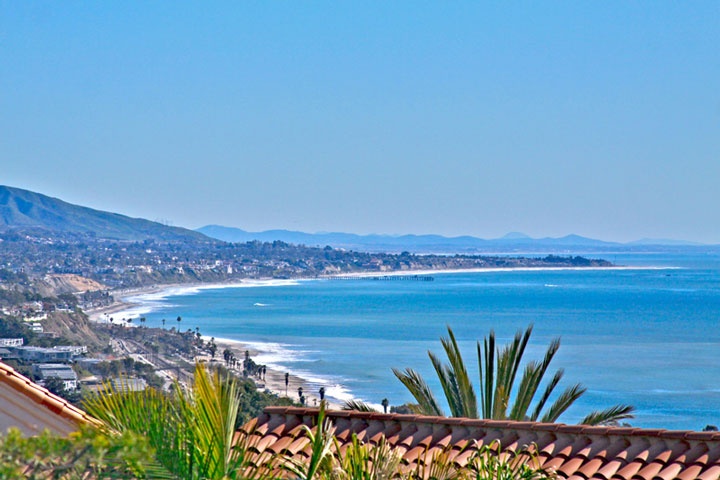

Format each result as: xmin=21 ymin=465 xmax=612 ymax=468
xmin=429 ymin=350 xmax=463 ymax=417
xmin=83 ymin=380 xmax=189 ymax=477
xmin=493 ymin=326 xmax=532 ymax=419
xmin=84 ymin=364 xmax=275 ymax=480
xmin=539 ymin=383 xmax=586 ymax=423
xmin=479 ymin=332 xmax=495 ymax=419
xmin=529 ymin=370 xmax=563 ymax=422
xmin=336 ymin=433 xmax=401 ymax=480
xmin=441 ymin=327 xmax=478 ymax=418
xmin=283 ymin=401 xmax=336 ymax=480
xmin=342 ymin=399 xmax=378 ymax=412
xmin=579 ymin=404 xmax=635 ymax=426
xmin=392 ymin=367 xmax=445 ymax=417
xmin=468 ymin=440 xmax=555 ymax=480
xmin=411 ymin=444 xmax=464 ymax=480
xmin=176 ymin=364 xmax=245 ymax=478
xmin=396 ymin=324 xmax=635 ymax=429
xmin=509 ymin=338 xmax=560 ymax=421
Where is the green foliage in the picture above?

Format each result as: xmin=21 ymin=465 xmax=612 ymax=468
xmin=0 ymin=426 xmax=165 ymax=479
xmin=83 ymin=363 xmax=274 ymax=480
xmin=1 ymin=403 xmax=556 ymax=480
xmin=407 ymin=445 xmax=463 ymax=480
xmin=395 ymin=325 xmax=634 ymax=426
xmin=283 ymin=401 xmax=336 ymax=480
xmin=342 ymin=399 xmax=378 ymax=412
xmin=94 ymin=357 xmax=164 ymax=390
xmin=235 ymin=375 xmax=295 ymax=426
xmin=0 ymin=316 xmax=35 ymax=342
xmin=0 ymin=268 xmax=29 ymax=283
xmin=466 ymin=440 xmax=554 ymax=480
xmin=332 ymin=434 xmax=401 ymax=480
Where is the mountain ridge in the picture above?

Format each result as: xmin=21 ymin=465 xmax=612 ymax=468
xmin=0 ymin=185 xmax=210 ymax=242
xmin=197 ymin=224 xmax=708 ymax=253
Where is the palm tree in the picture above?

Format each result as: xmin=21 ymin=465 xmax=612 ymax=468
xmin=393 ymin=325 xmax=634 ymax=425
xmin=83 ymin=363 xmax=271 ymax=479
xmin=223 ymin=348 xmax=232 ymax=366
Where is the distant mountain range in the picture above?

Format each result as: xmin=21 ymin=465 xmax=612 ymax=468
xmin=197 ymin=225 xmax=709 ymax=254
xmin=0 ymin=185 xmax=208 ymax=242
xmin=0 ymin=185 xmax=710 ymax=252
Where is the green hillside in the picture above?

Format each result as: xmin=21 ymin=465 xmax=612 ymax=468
xmin=0 ymin=185 xmax=210 ymax=242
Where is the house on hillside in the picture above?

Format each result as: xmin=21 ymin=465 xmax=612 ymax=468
xmin=32 ymin=363 xmax=79 ymax=391
xmin=6 ymin=345 xmax=87 ymax=362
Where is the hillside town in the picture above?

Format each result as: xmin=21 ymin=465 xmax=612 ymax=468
xmin=0 ymin=225 xmax=612 ymax=413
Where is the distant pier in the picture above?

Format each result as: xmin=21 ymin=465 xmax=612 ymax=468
xmin=329 ymin=274 xmax=434 ymax=282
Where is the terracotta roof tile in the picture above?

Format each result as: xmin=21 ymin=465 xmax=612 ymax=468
xmin=697 ymin=464 xmax=720 ymax=480
xmin=0 ymin=360 xmax=97 ymax=435
xmin=676 ymin=464 xmax=704 ymax=480
xmin=575 ymin=456 xmax=605 ymax=478
xmin=634 ymin=459 xmax=664 ymax=479
xmin=655 ymin=461 xmax=684 ymax=480
xmin=246 ymin=407 xmax=720 ymax=479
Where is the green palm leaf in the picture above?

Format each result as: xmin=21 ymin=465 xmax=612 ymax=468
xmin=440 ymin=328 xmax=478 ymax=418
xmin=509 ymin=337 xmax=560 ymax=421
xmin=342 ymin=399 xmax=377 ymax=412
xmin=479 ymin=333 xmax=495 ymax=419
xmin=392 ymin=367 xmax=445 ymax=416
xmin=579 ymin=404 xmax=635 ymax=426
xmin=538 ymin=383 xmax=586 ymax=423
xmin=493 ymin=327 xmax=532 ymax=419
xmin=529 ymin=369 xmax=563 ymax=422
xmin=396 ymin=324 xmax=635 ymax=427
xmin=84 ymin=364 xmax=274 ymax=479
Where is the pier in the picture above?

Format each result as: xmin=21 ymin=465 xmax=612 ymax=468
xmin=330 ymin=274 xmax=434 ymax=282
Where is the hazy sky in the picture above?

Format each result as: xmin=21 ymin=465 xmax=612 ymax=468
xmin=2 ymin=2 xmax=719 ymax=242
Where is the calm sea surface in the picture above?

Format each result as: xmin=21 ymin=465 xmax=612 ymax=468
xmin=126 ymin=252 xmax=720 ymax=431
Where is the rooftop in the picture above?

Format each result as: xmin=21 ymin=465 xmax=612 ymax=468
xmin=246 ymin=406 xmax=720 ymax=480
xmin=0 ymin=361 xmax=96 ymax=435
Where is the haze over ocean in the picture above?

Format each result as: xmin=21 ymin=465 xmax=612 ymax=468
xmin=122 ymin=252 xmax=720 ymax=431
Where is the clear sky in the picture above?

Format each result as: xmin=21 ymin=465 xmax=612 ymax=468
xmin=2 ymin=2 xmax=718 ymax=243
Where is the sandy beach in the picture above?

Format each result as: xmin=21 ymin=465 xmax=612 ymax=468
xmin=86 ymin=280 xmax=343 ymax=408
xmin=204 ymin=336 xmax=342 ymax=409
xmin=84 ymin=265 xmax=667 ymax=409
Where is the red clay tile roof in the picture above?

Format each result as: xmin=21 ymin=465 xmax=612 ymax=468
xmin=0 ymin=361 xmax=97 ymax=435
xmin=245 ymin=406 xmax=720 ymax=480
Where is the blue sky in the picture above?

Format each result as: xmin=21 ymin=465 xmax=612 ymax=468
xmin=2 ymin=2 xmax=718 ymax=242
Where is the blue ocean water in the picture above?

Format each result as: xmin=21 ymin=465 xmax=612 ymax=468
xmin=127 ymin=252 xmax=720 ymax=431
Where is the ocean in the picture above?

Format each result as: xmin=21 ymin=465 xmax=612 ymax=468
xmin=119 ymin=252 xmax=720 ymax=431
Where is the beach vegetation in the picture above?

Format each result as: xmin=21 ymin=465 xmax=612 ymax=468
xmin=49 ymin=363 xmax=553 ymax=479
xmin=393 ymin=325 xmax=634 ymax=425
xmin=83 ymin=362 xmax=271 ymax=479
xmin=0 ymin=426 xmax=163 ymax=479
xmin=342 ymin=399 xmax=376 ymax=412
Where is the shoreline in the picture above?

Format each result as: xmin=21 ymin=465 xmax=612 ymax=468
xmin=204 ymin=336 xmax=342 ymax=409
xmin=92 ymin=263 xmax=676 ymax=321
xmin=321 ymin=264 xmax=674 ymax=279
xmin=84 ymin=264 xmax=674 ymax=408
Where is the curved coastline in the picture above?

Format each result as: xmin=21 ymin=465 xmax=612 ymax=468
xmin=88 ymin=265 xmax=672 ymax=323
xmin=87 ymin=278 xmax=349 ymax=406
xmin=84 ymin=264 xmax=676 ymax=410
